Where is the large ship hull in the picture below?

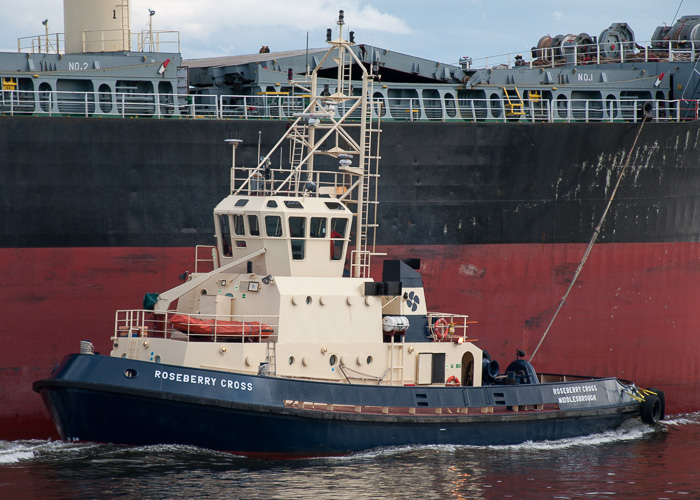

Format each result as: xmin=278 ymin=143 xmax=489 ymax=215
xmin=2 ymin=116 xmax=698 ymax=439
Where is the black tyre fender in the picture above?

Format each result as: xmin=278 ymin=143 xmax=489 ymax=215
xmin=640 ymin=394 xmax=662 ymax=425
xmin=647 ymin=387 xmax=665 ymax=420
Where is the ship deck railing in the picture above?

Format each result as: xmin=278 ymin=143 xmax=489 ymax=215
xmin=0 ymin=87 xmax=698 ymax=123
xmin=464 ymin=38 xmax=700 ymax=71
xmin=230 ymin=165 xmax=376 ymax=200
xmin=427 ymin=313 xmax=476 ymax=342
xmin=114 ymin=309 xmax=280 ymax=344
xmin=17 ymin=30 xmax=180 ymax=54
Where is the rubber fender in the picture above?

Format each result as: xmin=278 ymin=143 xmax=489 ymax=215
xmin=647 ymin=387 xmax=666 ymax=420
xmin=640 ymin=394 xmax=662 ymax=425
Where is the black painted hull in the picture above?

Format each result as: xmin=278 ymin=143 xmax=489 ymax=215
xmin=34 ymin=355 xmax=641 ymax=457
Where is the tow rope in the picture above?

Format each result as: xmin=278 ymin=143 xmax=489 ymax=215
xmin=530 ymin=118 xmax=647 ymax=362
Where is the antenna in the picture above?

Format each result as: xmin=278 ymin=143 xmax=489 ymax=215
xmin=225 ymin=139 xmax=243 ymax=194
xmin=42 ymin=19 xmax=49 ymax=54
xmin=148 ymin=9 xmax=156 ymax=51
xmin=305 ymin=31 xmax=309 ymax=77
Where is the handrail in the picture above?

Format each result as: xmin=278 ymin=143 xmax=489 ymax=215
xmin=427 ymin=312 xmax=475 ymax=342
xmin=114 ymin=309 xmax=279 ymax=344
xmin=0 ymin=88 xmax=697 ymax=123
xmin=17 ymin=30 xmax=180 ymax=54
xmin=17 ymin=33 xmax=64 ymax=54
xmin=459 ymin=38 xmax=700 ymax=70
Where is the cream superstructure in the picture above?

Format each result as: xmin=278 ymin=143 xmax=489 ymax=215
xmin=110 ymin=10 xmax=484 ymax=389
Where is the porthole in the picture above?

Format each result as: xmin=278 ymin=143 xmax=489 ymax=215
xmin=329 ymin=354 xmax=337 ymax=366
xmin=306 ymin=296 xmax=312 ymax=305
xmin=124 ymin=368 xmax=138 ymax=378
xmin=154 ymin=355 xmax=161 ymax=363
xmin=367 ymin=355 xmax=373 ymax=365
xmin=121 ymin=353 xmax=126 ymax=358
xmin=289 ymin=356 xmax=295 ymax=365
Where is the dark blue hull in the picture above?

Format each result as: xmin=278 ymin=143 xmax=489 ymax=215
xmin=34 ymin=355 xmax=642 ymax=457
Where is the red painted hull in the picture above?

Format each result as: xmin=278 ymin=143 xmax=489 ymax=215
xmin=0 ymin=247 xmax=192 ymax=440
xmin=2 ymin=242 xmax=697 ymax=439
xmin=375 ymin=242 xmax=700 ymax=415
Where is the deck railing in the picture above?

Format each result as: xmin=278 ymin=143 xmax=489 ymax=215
xmin=17 ymin=30 xmax=180 ymax=54
xmin=0 ymin=88 xmax=697 ymax=123
xmin=427 ymin=313 xmax=475 ymax=342
xmin=462 ymin=39 xmax=700 ymax=71
xmin=114 ymin=309 xmax=279 ymax=344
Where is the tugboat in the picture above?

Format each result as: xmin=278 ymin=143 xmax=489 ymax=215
xmin=34 ymin=12 xmax=664 ymax=458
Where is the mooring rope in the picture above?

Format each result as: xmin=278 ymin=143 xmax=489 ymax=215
xmin=530 ymin=119 xmax=647 ymax=362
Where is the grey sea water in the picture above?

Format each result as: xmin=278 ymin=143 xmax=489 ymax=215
xmin=1 ymin=414 xmax=698 ymax=499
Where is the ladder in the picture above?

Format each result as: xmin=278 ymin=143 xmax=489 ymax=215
xmin=503 ymin=87 xmax=525 ymax=117
xmin=527 ymin=90 xmax=548 ymax=121
xmin=266 ymin=341 xmax=277 ymax=376
xmin=287 ymin=123 xmax=309 ymax=192
xmin=334 ymin=43 xmax=353 ymax=103
xmin=344 ymin=74 xmax=382 ymax=278
xmin=120 ymin=0 xmax=131 ymax=51
xmin=389 ymin=342 xmax=404 ymax=386
xmin=358 ymin=93 xmax=380 ymax=256
xmin=1 ymin=78 xmax=17 ymax=91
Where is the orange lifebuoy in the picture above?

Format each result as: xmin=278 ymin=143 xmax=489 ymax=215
xmin=446 ymin=375 xmax=460 ymax=386
xmin=434 ymin=318 xmax=449 ymax=340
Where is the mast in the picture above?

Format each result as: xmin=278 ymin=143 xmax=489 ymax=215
xmin=230 ymin=10 xmax=381 ymax=278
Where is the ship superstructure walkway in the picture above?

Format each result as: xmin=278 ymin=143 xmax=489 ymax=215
xmin=0 ymin=87 xmax=696 ymax=123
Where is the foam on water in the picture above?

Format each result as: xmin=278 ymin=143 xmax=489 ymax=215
xmin=495 ymin=421 xmax=657 ymax=452
xmin=0 ymin=445 xmax=34 ymax=464
xmin=0 ymin=439 xmax=107 ymax=465
xmin=661 ymin=412 xmax=700 ymax=427
xmin=335 ymin=418 xmax=663 ymax=461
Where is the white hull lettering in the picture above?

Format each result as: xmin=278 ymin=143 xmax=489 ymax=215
xmin=552 ymin=384 xmax=598 ymax=395
xmin=558 ymin=394 xmax=597 ymax=404
xmin=154 ymin=370 xmax=252 ymax=391
xmin=221 ymin=379 xmax=254 ymax=391
xmin=68 ymin=62 xmax=89 ymax=71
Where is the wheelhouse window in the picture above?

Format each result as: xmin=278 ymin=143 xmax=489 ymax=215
xmin=330 ymin=217 xmax=348 ymax=261
xmin=233 ymin=214 xmax=245 ymax=236
xmin=265 ymin=215 xmax=283 ymax=237
xmin=218 ymin=214 xmax=232 ymax=257
xmin=310 ymin=217 xmax=326 ymax=238
xmin=325 ymin=201 xmax=345 ymax=210
xmin=248 ymin=215 xmax=260 ymax=236
xmin=289 ymin=216 xmax=306 ymax=260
